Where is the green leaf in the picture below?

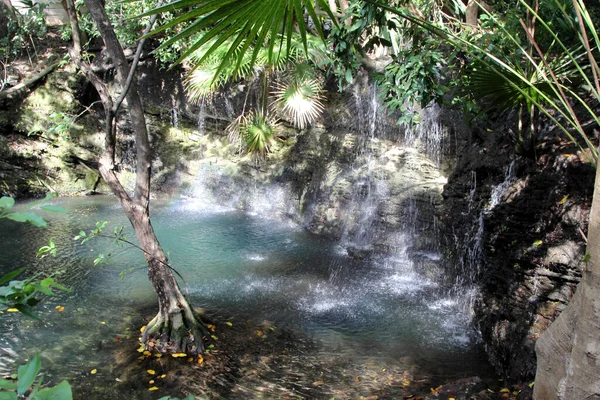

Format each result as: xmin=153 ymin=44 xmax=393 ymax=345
xmin=15 ymin=304 xmax=41 ymax=320
xmin=39 ymin=277 xmax=70 ymax=293
xmin=39 ymin=205 xmax=67 ymax=214
xmin=6 ymin=212 xmax=47 ymax=228
xmin=0 ymin=378 xmax=18 ymax=390
xmin=17 ymin=354 xmax=41 ymax=395
xmin=345 ymin=69 xmax=353 ymax=83
xmin=0 ymin=392 xmax=17 ymax=400
xmin=0 ymin=196 xmax=15 ymax=212
xmin=0 ymin=269 xmax=25 ymax=286
xmin=33 ymin=381 xmax=72 ymax=400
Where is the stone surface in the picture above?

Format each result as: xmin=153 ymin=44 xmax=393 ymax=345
xmin=439 ymin=118 xmax=594 ymax=381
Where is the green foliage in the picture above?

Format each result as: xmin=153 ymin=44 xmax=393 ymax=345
xmin=227 ymin=111 xmax=278 ymax=158
xmin=454 ymin=0 xmax=600 ymax=162
xmin=0 ymin=194 xmax=69 ymax=318
xmin=184 ymin=36 xmax=304 ymax=100
xmin=374 ymin=44 xmax=448 ymax=124
xmin=0 ymin=0 xmax=47 ymax=62
xmin=271 ymin=63 xmax=325 ymax=129
xmin=142 ymin=0 xmax=336 ymax=75
xmin=0 ymin=194 xmax=66 ymax=228
xmin=0 ymin=355 xmax=72 ymax=399
xmin=0 ymin=268 xmax=69 ymax=320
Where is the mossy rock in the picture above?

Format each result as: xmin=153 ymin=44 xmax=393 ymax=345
xmin=14 ymin=70 xmax=85 ymax=137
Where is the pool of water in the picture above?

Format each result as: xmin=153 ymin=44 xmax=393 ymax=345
xmin=0 ymin=196 xmax=496 ymax=398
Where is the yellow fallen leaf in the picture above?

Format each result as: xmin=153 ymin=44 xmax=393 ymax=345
xmin=147 ymin=370 xmax=155 ymax=375
xmin=256 ymin=330 xmax=264 ymax=337
xmin=100 ymin=321 xmax=106 ymax=325
xmin=187 ymin=357 xmax=193 ymax=362
xmin=171 ymin=353 xmax=187 ymax=358
xmin=354 ymin=376 xmax=360 ymax=382
xmin=154 ymin=353 xmax=162 ymax=358
xmin=140 ymin=325 xmax=146 ymax=333
xmin=7 ymin=308 xmax=19 ymax=313
xmin=529 ymin=382 xmax=535 ymax=388
xmin=143 ymin=351 xmax=152 ymax=357
xmin=149 ymin=380 xmax=154 ymax=384
xmin=559 ymin=195 xmax=569 ymax=205
xmin=159 ymin=374 xmax=166 ymax=379
xmin=91 ymin=369 xmax=97 ymax=375
xmin=55 ymin=306 xmax=65 ymax=312
xmin=402 ymin=379 xmax=411 ymax=387
xmin=500 ymin=388 xmax=510 ymax=393
xmin=198 ymin=355 xmax=204 ymax=364
xmin=148 ymin=387 xmax=158 ymax=391
xmin=225 ymin=322 xmax=233 ymax=326
xmin=115 ymin=378 xmax=122 ymax=382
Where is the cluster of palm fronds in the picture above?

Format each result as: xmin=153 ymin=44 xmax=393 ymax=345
xmin=225 ymin=110 xmax=279 ymax=158
xmin=462 ymin=0 xmax=599 ymax=162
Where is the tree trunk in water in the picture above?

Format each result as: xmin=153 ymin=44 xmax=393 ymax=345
xmin=534 ymin=159 xmax=600 ymax=399
xmin=67 ymin=0 xmax=206 ymax=354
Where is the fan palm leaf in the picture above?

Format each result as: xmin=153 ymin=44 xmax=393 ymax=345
xmin=184 ymin=35 xmax=308 ymax=101
xmin=271 ymin=63 xmax=325 ymax=129
xmin=226 ymin=111 xmax=278 ymax=158
xmin=141 ymin=0 xmax=336 ymax=80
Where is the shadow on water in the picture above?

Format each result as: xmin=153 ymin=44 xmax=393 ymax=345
xmin=0 ymin=196 xmax=498 ymax=398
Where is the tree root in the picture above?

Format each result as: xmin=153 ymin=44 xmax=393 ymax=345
xmin=141 ymin=303 xmax=209 ymax=355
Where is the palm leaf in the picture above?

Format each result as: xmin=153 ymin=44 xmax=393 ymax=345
xmin=143 ymin=0 xmax=337 ymax=78
xmin=271 ymin=63 xmax=325 ymax=129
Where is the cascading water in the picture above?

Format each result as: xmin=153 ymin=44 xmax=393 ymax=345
xmin=197 ymin=99 xmax=206 ymax=134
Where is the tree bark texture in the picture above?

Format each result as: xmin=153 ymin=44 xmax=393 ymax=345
xmin=66 ymin=0 xmax=206 ymax=354
xmin=534 ymin=158 xmax=600 ymax=399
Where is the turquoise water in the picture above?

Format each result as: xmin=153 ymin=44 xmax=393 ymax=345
xmin=0 ymin=196 xmax=495 ymax=398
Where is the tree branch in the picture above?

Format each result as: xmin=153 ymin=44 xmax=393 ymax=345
xmin=113 ymin=0 xmax=165 ymax=115
xmin=0 ymin=62 xmax=59 ymax=100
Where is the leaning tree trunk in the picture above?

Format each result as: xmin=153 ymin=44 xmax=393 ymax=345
xmin=534 ymin=156 xmax=600 ymax=399
xmin=65 ymin=0 xmax=206 ymax=355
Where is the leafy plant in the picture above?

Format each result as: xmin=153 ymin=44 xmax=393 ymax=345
xmin=0 ymin=195 xmax=69 ymax=318
xmin=456 ymin=0 xmax=600 ymax=162
xmin=226 ymin=111 xmax=278 ymax=158
xmin=0 ymin=0 xmax=47 ymax=63
xmin=0 ymin=270 xmax=69 ymax=320
xmin=141 ymin=0 xmax=336 ymax=75
xmin=374 ymin=43 xmax=448 ymax=124
xmin=0 ymin=354 xmax=72 ymax=399
xmin=271 ymin=63 xmax=325 ymax=129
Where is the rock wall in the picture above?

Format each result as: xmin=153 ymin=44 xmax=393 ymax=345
xmin=440 ymin=119 xmax=595 ymax=380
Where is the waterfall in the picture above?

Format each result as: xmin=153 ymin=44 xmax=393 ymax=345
xmin=197 ymin=99 xmax=206 ymax=134
xmin=487 ymin=160 xmax=515 ymax=212
xmin=170 ymin=107 xmax=179 ymax=128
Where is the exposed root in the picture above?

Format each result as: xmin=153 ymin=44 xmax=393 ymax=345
xmin=141 ymin=304 xmax=208 ymax=355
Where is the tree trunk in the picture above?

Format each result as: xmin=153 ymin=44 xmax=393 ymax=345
xmin=534 ymin=157 xmax=600 ymax=399
xmin=66 ymin=0 xmax=206 ymax=355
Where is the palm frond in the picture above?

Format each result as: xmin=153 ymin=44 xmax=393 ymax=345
xmin=226 ymin=111 xmax=278 ymax=158
xmin=143 ymin=0 xmax=336 ymax=78
xmin=184 ymin=35 xmax=312 ymax=101
xmin=271 ymin=63 xmax=325 ymax=129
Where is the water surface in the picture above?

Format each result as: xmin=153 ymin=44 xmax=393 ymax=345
xmin=0 ymin=196 xmax=495 ymax=398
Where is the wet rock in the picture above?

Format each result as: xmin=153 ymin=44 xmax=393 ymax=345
xmin=439 ymin=110 xmax=594 ymax=380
